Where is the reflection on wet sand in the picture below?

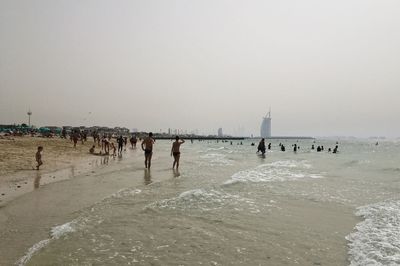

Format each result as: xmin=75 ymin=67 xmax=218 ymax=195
xmin=144 ymin=169 xmax=152 ymax=185
xmin=34 ymin=172 xmax=41 ymax=189
xmin=70 ymin=165 xmax=75 ymax=177
xmin=101 ymin=156 xmax=109 ymax=165
xmin=173 ymin=169 xmax=180 ymax=178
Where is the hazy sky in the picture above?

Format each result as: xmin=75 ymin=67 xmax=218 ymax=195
xmin=1 ymin=0 xmax=399 ymax=137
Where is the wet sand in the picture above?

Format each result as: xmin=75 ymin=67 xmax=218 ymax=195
xmin=0 ymin=137 xmax=103 ymax=205
xmin=0 ymin=146 xmax=173 ymax=265
xmin=0 ymin=139 xmax=364 ymax=265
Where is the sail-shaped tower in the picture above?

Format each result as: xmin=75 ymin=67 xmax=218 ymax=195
xmin=260 ymin=109 xmax=272 ymax=138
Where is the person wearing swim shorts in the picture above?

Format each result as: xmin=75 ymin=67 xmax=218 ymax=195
xmin=171 ymin=136 xmax=185 ymax=169
xmin=141 ymin=132 xmax=155 ymax=169
xmin=117 ymin=135 xmax=124 ymax=154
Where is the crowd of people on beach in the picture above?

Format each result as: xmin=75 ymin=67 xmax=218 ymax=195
xmin=34 ymin=130 xmax=340 ymax=172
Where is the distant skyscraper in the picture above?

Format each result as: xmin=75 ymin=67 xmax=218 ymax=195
xmin=260 ymin=109 xmax=272 ymax=138
xmin=218 ymin=128 xmax=223 ymax=137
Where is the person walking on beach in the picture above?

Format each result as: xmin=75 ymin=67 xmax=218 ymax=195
xmin=129 ymin=135 xmax=135 ymax=148
xmin=72 ymin=131 xmax=79 ymax=148
xmin=111 ymin=143 xmax=117 ymax=157
xmin=35 ymin=146 xmax=43 ymax=170
xmin=123 ymin=136 xmax=128 ymax=151
xmin=130 ymin=134 xmax=138 ymax=148
xmin=141 ymin=132 xmax=155 ymax=169
xmin=171 ymin=136 xmax=185 ymax=169
xmin=117 ymin=135 xmax=124 ymax=154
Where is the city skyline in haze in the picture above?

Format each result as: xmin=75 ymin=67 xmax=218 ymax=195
xmin=1 ymin=0 xmax=400 ymax=138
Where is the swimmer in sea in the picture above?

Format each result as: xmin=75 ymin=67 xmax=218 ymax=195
xmin=333 ymin=145 xmax=339 ymax=154
xmin=171 ymin=136 xmax=185 ymax=169
xmin=141 ymin=132 xmax=155 ymax=169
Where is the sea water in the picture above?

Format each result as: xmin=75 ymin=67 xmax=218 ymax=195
xmin=12 ymin=139 xmax=400 ymax=265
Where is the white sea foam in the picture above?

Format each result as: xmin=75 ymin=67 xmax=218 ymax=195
xmin=109 ymin=188 xmax=142 ymax=199
xmin=346 ymin=200 xmax=400 ymax=266
xmin=15 ymin=239 xmax=51 ymax=266
xmin=147 ymin=188 xmax=259 ymax=212
xmin=224 ymin=160 xmax=322 ymax=185
xmin=16 ymin=221 xmax=77 ymax=265
xmin=206 ymin=147 xmax=226 ymax=151
xmin=148 ymin=189 xmax=233 ymax=211
xmin=200 ymin=153 xmax=233 ymax=166
xmin=15 ymin=187 xmax=142 ymax=265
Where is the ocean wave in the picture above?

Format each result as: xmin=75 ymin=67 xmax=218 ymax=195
xmin=16 ymin=221 xmax=77 ymax=266
xmin=346 ymin=200 xmax=400 ymax=266
xmin=15 ymin=188 xmax=143 ymax=265
xmin=206 ymin=147 xmax=226 ymax=151
xmin=224 ymin=160 xmax=322 ymax=185
xmin=146 ymin=188 xmax=259 ymax=213
xmin=108 ymin=188 xmax=142 ymax=199
xmin=200 ymin=153 xmax=233 ymax=166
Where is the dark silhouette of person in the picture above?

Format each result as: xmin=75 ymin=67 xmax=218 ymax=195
xmin=117 ymin=135 xmax=124 ymax=154
xmin=333 ymin=145 xmax=339 ymax=153
xmin=257 ymin=139 xmax=266 ymax=155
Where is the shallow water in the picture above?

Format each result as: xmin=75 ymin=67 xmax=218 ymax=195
xmin=3 ymin=139 xmax=400 ymax=265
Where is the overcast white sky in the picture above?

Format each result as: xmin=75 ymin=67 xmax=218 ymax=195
xmin=1 ymin=0 xmax=399 ymax=137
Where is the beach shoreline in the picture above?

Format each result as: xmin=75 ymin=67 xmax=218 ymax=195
xmin=0 ymin=136 xmax=106 ymax=206
xmin=0 ymin=138 xmax=147 ymax=265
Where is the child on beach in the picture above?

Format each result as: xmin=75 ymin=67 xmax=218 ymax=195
xmin=35 ymin=146 xmax=43 ymax=170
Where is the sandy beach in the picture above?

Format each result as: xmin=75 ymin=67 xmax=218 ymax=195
xmin=0 ymin=136 xmax=99 ymax=205
xmin=0 ymin=139 xmax=398 ymax=265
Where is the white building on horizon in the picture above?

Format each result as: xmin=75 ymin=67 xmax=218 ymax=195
xmin=218 ymin=128 xmax=223 ymax=137
xmin=260 ymin=109 xmax=272 ymax=138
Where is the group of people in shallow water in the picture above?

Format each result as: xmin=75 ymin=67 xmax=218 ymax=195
xmin=88 ymin=132 xmax=185 ymax=170
xmin=35 ymin=131 xmax=341 ymax=172
xmin=88 ymin=133 xmax=340 ymax=168
xmin=140 ymin=132 xmax=185 ymax=169
xmin=88 ymin=134 xmax=139 ymax=156
xmin=256 ymin=138 xmax=339 ymax=155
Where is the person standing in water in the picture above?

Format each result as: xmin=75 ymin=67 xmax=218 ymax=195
xmin=141 ymin=132 xmax=155 ymax=169
xmin=257 ymin=138 xmax=266 ymax=155
xmin=171 ymin=136 xmax=185 ymax=169
xmin=129 ymin=135 xmax=136 ymax=149
xmin=117 ymin=135 xmax=124 ymax=154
